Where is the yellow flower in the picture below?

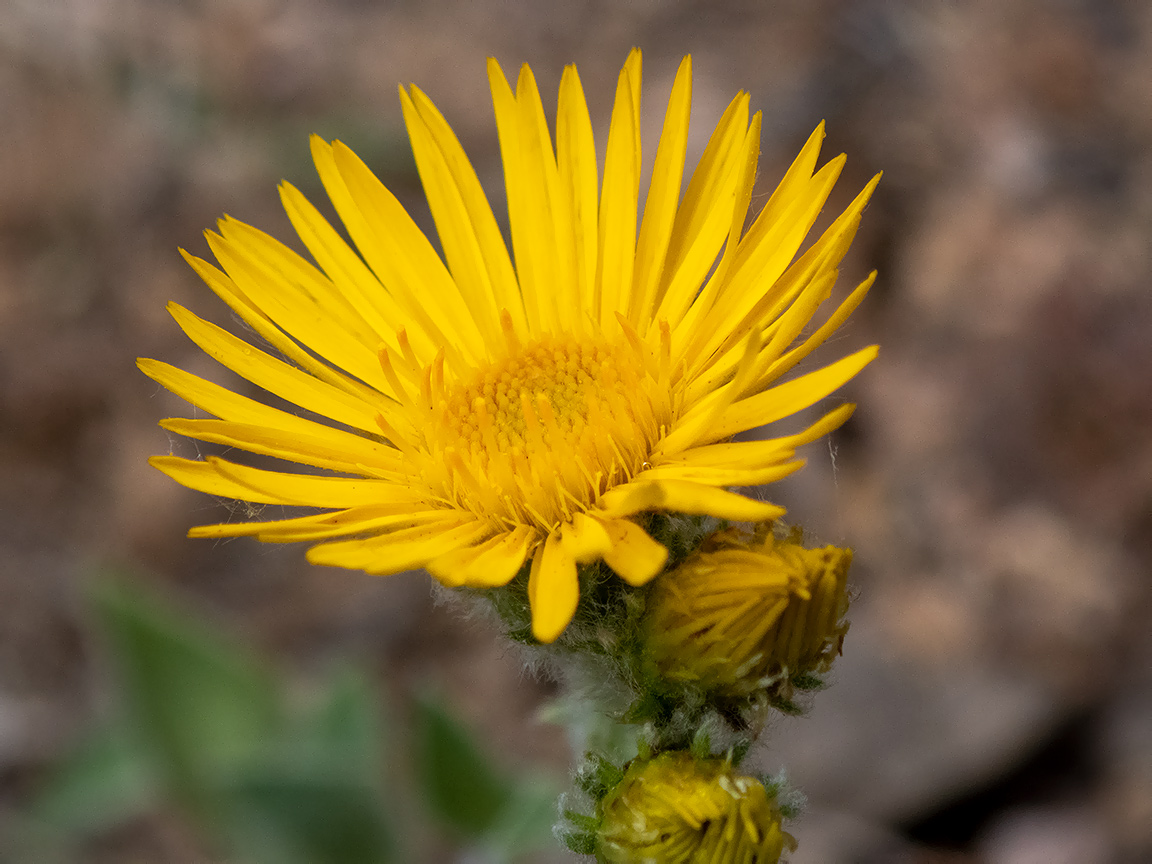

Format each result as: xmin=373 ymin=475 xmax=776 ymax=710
xmin=646 ymin=528 xmax=852 ymax=697
xmin=597 ymin=751 xmax=793 ymax=864
xmin=140 ymin=50 xmax=878 ymax=643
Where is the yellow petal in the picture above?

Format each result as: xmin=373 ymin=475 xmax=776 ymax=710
xmin=633 ymin=459 xmax=804 ymax=488
xmin=279 ymin=179 xmax=437 ymax=365
xmin=702 ymin=171 xmax=881 ymax=393
xmin=599 ymin=518 xmax=668 ymax=586
xmin=750 ymin=121 xmax=827 ymax=229
xmin=158 ymin=417 xmax=401 ymax=478
xmin=555 ymin=63 xmax=599 ymax=327
xmin=329 ymin=140 xmax=485 ymax=369
xmin=166 ymin=303 xmax=381 ymax=433
xmin=596 ymin=47 xmax=641 ymax=329
xmin=192 ymin=507 xmax=456 ymax=542
xmin=151 ymin=455 xmax=423 ymax=508
xmin=598 ymin=479 xmax=785 ymax=522
xmin=520 ymin=63 xmax=570 ymax=333
xmin=656 ymin=330 xmax=761 ymax=457
xmin=259 ymin=509 xmax=457 ymax=543
xmin=706 ymin=346 xmax=878 ymax=445
xmin=140 ymin=357 xmax=402 ymax=470
xmin=561 ymin=512 xmax=613 ymax=564
xmin=671 ymin=404 xmax=855 ymax=469
xmin=401 ymin=84 xmax=523 ymax=341
xmin=179 ymin=250 xmax=391 ymax=407
xmin=204 ymin=228 xmax=393 ymax=394
xmin=655 ymin=90 xmax=750 ymax=327
xmin=307 ymin=519 xmax=490 ymax=575
xmin=488 ymin=58 xmax=550 ymax=335
xmin=214 ymin=215 xmax=379 ymax=347
xmin=528 ymin=532 xmax=579 ymax=643
xmin=631 ymin=55 xmax=691 ymax=328
xmin=757 ymin=270 xmax=877 ymax=389
xmin=427 ymin=526 xmax=536 ymax=588
xmin=678 ymin=153 xmax=846 ymax=374
xmin=672 ymin=110 xmax=763 ymax=353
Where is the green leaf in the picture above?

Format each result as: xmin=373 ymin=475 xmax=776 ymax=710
xmin=91 ymin=579 xmax=281 ymax=817
xmin=413 ymin=694 xmax=512 ymax=838
xmin=223 ymin=766 xmax=394 ymax=864
xmin=28 ymin=722 xmax=155 ymax=837
xmin=481 ymin=776 xmax=561 ymax=861
xmin=216 ymin=668 xmax=396 ymax=864
xmin=293 ymin=669 xmax=385 ymax=785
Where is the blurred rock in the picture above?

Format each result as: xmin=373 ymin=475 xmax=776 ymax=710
xmin=977 ymin=805 xmax=1113 ymax=864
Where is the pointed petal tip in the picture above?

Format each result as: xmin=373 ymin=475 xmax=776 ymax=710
xmin=137 ymin=356 xmax=163 ymax=377
xmin=832 ymin=402 xmax=857 ymax=423
xmin=145 ymin=453 xmax=168 ymax=470
xmin=308 ymin=134 xmax=332 ymax=161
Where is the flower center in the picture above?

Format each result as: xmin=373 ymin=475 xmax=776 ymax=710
xmin=429 ymin=334 xmax=660 ymax=530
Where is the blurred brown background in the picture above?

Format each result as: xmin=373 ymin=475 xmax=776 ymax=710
xmin=2 ymin=1 xmax=1151 ymax=862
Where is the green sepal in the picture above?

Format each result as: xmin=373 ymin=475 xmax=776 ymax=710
xmin=562 ymin=809 xmax=601 ymax=833
xmin=758 ymin=770 xmax=806 ymax=821
xmin=557 ymin=827 xmax=598 ymax=856
xmin=689 ymin=726 xmax=712 ymax=760
xmin=790 ymin=671 xmax=826 ymax=692
xmin=767 ymin=691 xmax=805 ymax=716
xmin=727 ymin=738 xmax=752 ymax=767
xmin=574 ymin=754 xmax=624 ymax=803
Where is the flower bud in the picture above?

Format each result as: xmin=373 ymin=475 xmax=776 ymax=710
xmin=596 ymin=751 xmax=793 ymax=863
xmin=645 ymin=527 xmax=851 ymax=698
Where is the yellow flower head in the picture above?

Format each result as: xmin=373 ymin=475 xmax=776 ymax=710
xmin=596 ymin=751 xmax=793 ymax=864
xmin=140 ymin=50 xmax=878 ymax=643
xmin=646 ymin=527 xmax=852 ymax=697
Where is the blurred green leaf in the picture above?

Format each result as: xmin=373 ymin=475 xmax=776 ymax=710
xmin=91 ymin=579 xmax=281 ymax=817
xmin=295 ymin=669 xmax=385 ymax=784
xmin=414 ymin=694 xmax=513 ymax=839
xmin=482 ymin=775 xmax=561 ymax=863
xmin=223 ymin=766 xmax=394 ymax=864
xmin=28 ymin=722 xmax=155 ymax=836
xmin=217 ymin=669 xmax=396 ymax=864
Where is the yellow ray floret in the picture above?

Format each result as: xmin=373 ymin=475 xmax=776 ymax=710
xmin=142 ymin=50 xmax=880 ymax=643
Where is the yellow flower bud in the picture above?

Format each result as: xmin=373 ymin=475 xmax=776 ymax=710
xmin=645 ymin=528 xmax=851 ymax=698
xmin=596 ymin=751 xmax=793 ymax=864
